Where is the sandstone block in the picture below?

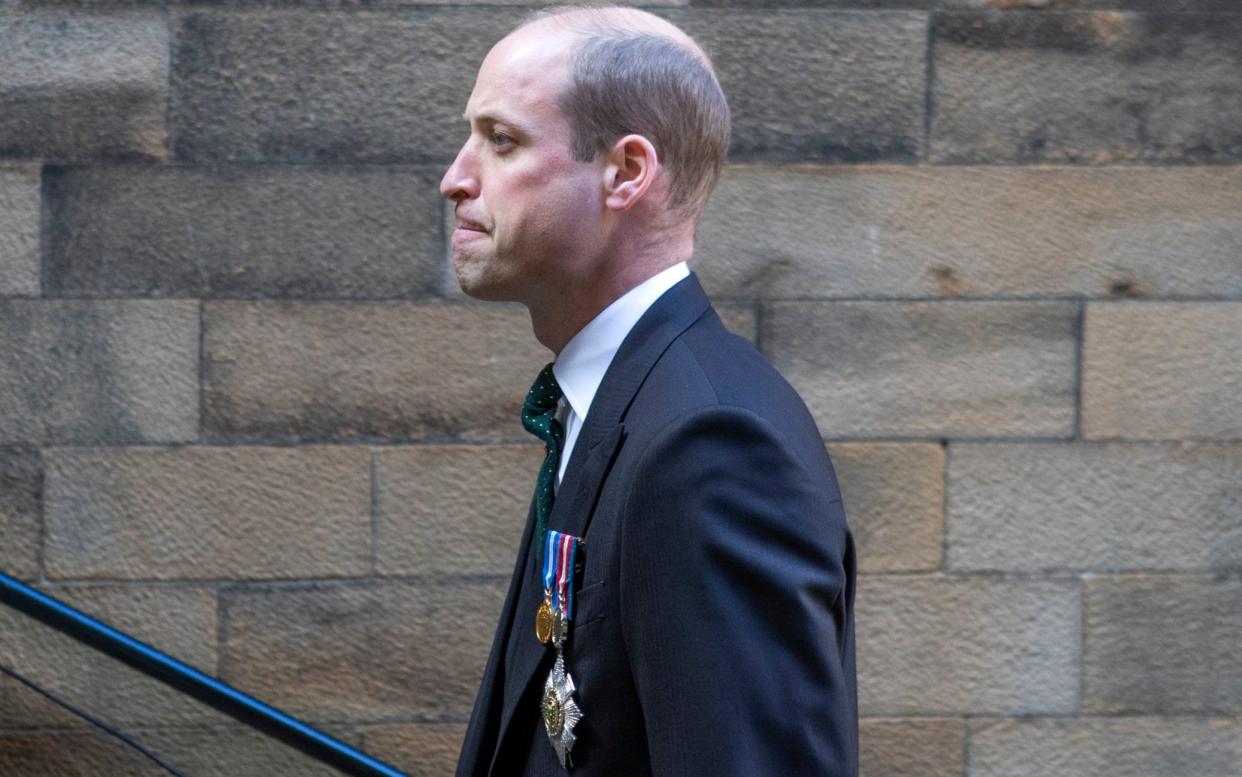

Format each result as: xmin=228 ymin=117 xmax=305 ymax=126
xmin=932 ymin=12 xmax=1242 ymax=163
xmin=0 ymin=300 xmax=198 ymax=445
xmin=203 ymin=301 xmax=549 ymax=441
xmin=971 ymin=717 xmax=1242 ymax=777
xmin=859 ymin=718 xmax=965 ymax=777
xmin=362 ymin=723 xmax=467 ymax=777
xmin=765 ymin=301 xmax=1077 ymax=438
xmin=696 ymin=166 xmax=1242 ymax=299
xmin=949 ymin=442 xmax=1242 ymax=572
xmin=1084 ymin=303 xmax=1242 ymax=440
xmin=44 ymin=446 xmax=371 ymax=580
xmin=668 ymin=10 xmax=927 ymax=161
xmin=219 ymin=580 xmax=505 ymax=721
xmin=171 ymin=10 xmax=524 ymax=162
xmin=857 ymin=576 xmax=1079 ymax=715
xmin=376 ymin=445 xmax=542 ymax=577
xmin=43 ymin=165 xmax=443 ymax=298
xmin=828 ymin=443 xmax=944 ymax=572
xmin=0 ymin=10 xmax=168 ymax=160
xmin=1084 ymin=575 xmax=1242 ymax=714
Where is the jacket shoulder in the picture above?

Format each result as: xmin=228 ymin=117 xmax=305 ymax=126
xmin=627 ymin=307 xmax=829 ymax=452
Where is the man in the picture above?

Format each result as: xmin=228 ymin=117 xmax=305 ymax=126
xmin=440 ymin=7 xmax=857 ymax=776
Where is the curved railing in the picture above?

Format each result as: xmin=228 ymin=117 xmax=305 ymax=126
xmin=0 ymin=571 xmax=409 ymax=777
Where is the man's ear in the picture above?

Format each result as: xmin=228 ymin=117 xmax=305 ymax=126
xmin=602 ymin=134 xmax=659 ymax=212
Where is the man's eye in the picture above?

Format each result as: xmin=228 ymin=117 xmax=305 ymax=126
xmin=492 ymin=132 xmax=514 ymax=148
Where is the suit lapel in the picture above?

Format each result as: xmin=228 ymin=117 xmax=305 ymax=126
xmin=486 ymin=272 xmax=713 ymax=775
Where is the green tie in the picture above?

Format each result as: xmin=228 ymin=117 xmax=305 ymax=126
xmin=522 ymin=362 xmax=565 ymax=566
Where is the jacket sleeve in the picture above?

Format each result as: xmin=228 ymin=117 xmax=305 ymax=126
xmin=619 ymin=405 xmax=857 ymax=776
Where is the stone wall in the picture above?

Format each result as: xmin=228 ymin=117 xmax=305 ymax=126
xmin=1 ymin=1 xmax=1240 ymax=775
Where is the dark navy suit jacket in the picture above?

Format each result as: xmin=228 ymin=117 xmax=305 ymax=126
xmin=455 ymin=272 xmax=858 ymax=777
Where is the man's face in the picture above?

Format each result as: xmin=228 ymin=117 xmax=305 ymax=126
xmin=440 ymin=27 xmax=605 ymax=303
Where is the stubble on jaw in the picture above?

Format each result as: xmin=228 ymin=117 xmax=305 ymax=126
xmin=450 ymin=240 xmax=500 ymax=300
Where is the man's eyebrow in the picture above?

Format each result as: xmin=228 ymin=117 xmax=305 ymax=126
xmin=462 ymin=111 xmax=526 ymax=131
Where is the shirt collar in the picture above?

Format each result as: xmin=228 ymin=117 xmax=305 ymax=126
xmin=553 ymin=261 xmax=690 ymax=424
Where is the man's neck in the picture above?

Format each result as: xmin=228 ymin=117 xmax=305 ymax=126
xmin=528 ymin=264 xmax=663 ymax=355
xmin=528 ymin=234 xmax=694 ymax=354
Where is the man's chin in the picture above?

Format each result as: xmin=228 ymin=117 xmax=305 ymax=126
xmin=457 ymin=280 xmax=506 ymax=301
xmin=452 ymin=260 xmax=508 ymax=302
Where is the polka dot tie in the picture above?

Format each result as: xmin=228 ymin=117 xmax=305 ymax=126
xmin=522 ymin=361 xmax=565 ymax=566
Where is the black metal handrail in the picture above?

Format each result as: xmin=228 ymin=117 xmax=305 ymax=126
xmin=0 ymin=571 xmax=409 ymax=777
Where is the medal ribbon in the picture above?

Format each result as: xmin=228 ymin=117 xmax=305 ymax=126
xmin=541 ymin=530 xmax=578 ymax=620
xmin=542 ymin=530 xmax=558 ymax=607
xmin=557 ymin=532 xmax=575 ymax=621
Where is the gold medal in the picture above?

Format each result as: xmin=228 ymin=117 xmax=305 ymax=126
xmin=535 ymin=598 xmax=554 ymax=644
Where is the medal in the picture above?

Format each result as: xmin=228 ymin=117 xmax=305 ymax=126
xmin=536 ymin=530 xmax=584 ymax=769
xmin=551 ymin=607 xmax=568 ymax=645
xmin=535 ymin=597 xmax=554 ymax=644
xmin=542 ymin=652 xmax=582 ymax=768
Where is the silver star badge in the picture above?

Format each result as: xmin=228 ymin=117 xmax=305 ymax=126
xmin=541 ymin=651 xmax=583 ymax=769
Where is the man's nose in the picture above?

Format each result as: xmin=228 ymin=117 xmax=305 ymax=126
xmin=439 ymin=144 xmax=479 ymax=202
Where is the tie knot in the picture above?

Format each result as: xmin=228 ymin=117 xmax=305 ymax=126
xmin=522 ymin=362 xmax=564 ymax=443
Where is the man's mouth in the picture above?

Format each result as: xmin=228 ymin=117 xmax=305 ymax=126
xmin=452 ymin=218 xmax=490 ymax=245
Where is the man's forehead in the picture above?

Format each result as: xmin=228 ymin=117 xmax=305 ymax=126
xmin=463 ymin=29 xmax=573 ymax=123
xmin=486 ymin=23 xmax=575 ymax=79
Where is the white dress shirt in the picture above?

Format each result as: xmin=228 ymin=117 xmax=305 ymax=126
xmin=551 ymin=261 xmax=690 ymax=494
